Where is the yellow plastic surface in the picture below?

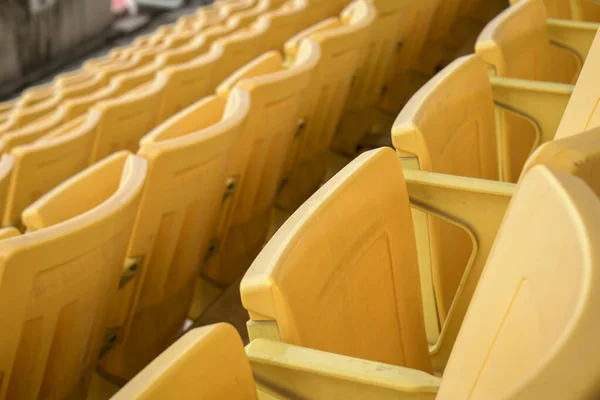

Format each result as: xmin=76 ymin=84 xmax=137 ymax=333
xmin=511 ymin=0 xmax=600 ymax=21
xmin=0 ymin=151 xmax=146 ymax=400
xmin=100 ymin=92 xmax=249 ymax=380
xmin=475 ymin=0 xmax=593 ymax=181
xmin=379 ymin=0 xmax=440 ymax=111
xmin=113 ymin=324 xmax=258 ymax=399
xmin=248 ymin=338 xmax=441 ymax=399
xmin=555 ymin=28 xmax=600 ymax=139
xmin=89 ymin=75 xmax=168 ymax=163
xmin=437 ymin=165 xmax=600 ymax=399
xmin=332 ymin=0 xmax=412 ymax=155
xmin=524 ymin=126 xmax=600 ymax=197
xmin=0 ymin=155 xmax=15 ymax=226
xmin=203 ymin=40 xmax=319 ymax=286
xmin=393 ymin=55 xmax=499 ymax=326
xmin=241 ymin=148 xmax=432 ymax=373
xmin=3 ymin=115 xmax=97 ymax=228
xmin=276 ymin=0 xmax=375 ymax=211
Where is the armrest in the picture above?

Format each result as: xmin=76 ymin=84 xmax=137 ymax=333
xmin=246 ymin=339 xmax=441 ymax=400
xmin=546 ymin=19 xmax=599 ymax=63
xmin=403 ymin=169 xmax=515 ymax=372
xmin=490 ymin=76 xmax=573 ymax=147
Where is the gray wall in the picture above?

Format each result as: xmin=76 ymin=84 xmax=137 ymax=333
xmin=0 ymin=0 xmax=112 ymax=83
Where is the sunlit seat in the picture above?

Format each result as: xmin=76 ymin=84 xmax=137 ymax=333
xmin=0 ymin=151 xmax=146 ymax=400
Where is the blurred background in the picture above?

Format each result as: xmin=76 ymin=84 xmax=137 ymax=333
xmin=0 ymin=0 xmax=213 ymax=100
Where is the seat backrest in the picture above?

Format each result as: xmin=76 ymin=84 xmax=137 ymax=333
xmin=345 ymin=0 xmax=413 ymax=110
xmin=392 ymin=55 xmax=498 ymax=323
xmin=228 ymin=0 xmax=271 ymax=29
xmin=393 ymin=54 xmax=498 ymax=180
xmin=278 ymin=0 xmax=375 ymax=203
xmin=476 ymin=0 xmax=581 ymax=182
xmin=523 ymin=126 xmax=600 ymax=197
xmin=241 ymin=147 xmax=432 ymax=373
xmin=0 ymin=110 xmax=66 ymax=153
xmin=99 ymin=92 xmax=249 ymax=380
xmin=477 ymin=0 xmax=579 ymax=83
xmin=202 ymin=40 xmax=319 ymax=285
xmin=255 ymin=0 xmax=310 ymax=53
xmin=3 ymin=114 xmax=98 ymax=228
xmin=112 ymin=324 xmax=258 ymax=400
xmin=0 ymin=151 xmax=146 ymax=400
xmin=0 ymin=155 xmax=15 ymax=225
xmin=88 ymin=74 xmax=168 ymax=163
xmin=155 ymin=45 xmax=223 ymax=124
xmin=555 ymin=29 xmax=600 ymax=140
xmin=438 ymin=166 xmax=600 ymax=399
xmin=210 ymin=19 xmax=270 ymax=86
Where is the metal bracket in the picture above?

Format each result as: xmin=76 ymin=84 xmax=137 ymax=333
xmin=204 ymin=239 xmax=218 ymax=263
xmin=119 ymin=256 xmax=142 ymax=289
xmin=99 ymin=327 xmax=120 ymax=359
xmin=223 ymin=177 xmax=237 ymax=201
xmin=295 ymin=118 xmax=307 ymax=137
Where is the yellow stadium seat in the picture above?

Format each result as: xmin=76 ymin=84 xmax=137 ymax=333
xmin=331 ymin=0 xmax=412 ymax=156
xmin=432 ymin=164 xmax=600 ymax=398
xmin=3 ymin=115 xmax=98 ymax=228
xmin=276 ymin=0 xmax=375 ymax=211
xmin=476 ymin=0 xmax=598 ymax=181
xmin=555 ymin=28 xmax=600 ymax=139
xmin=230 ymin=0 xmax=275 ymax=29
xmin=245 ymin=153 xmax=600 ymax=400
xmin=392 ymin=56 xmax=575 ymax=339
xmin=202 ymin=39 xmax=319 ymax=286
xmin=155 ymin=47 xmax=223 ymax=124
xmin=98 ymin=91 xmax=249 ymax=380
xmin=209 ymin=22 xmax=270 ymax=88
xmin=88 ymin=74 xmax=168 ymax=163
xmin=18 ymin=83 xmax=55 ymax=108
xmin=242 ymin=148 xmax=433 ymax=373
xmin=0 ymin=99 xmax=15 ymax=114
xmin=0 ymin=151 xmax=145 ymax=400
xmin=113 ymin=324 xmax=258 ymax=400
xmin=379 ymin=0 xmax=440 ymax=112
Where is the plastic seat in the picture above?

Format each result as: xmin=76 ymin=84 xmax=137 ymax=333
xmin=242 ymin=148 xmax=433 ymax=372
xmin=392 ymin=55 xmax=577 ymax=337
xmin=3 ymin=115 xmax=97 ymax=228
xmin=209 ymin=21 xmax=271 ymax=88
xmin=476 ymin=0 xmax=598 ymax=181
xmin=0 ymin=151 xmax=146 ymax=400
xmin=154 ymin=25 xmax=236 ymax=123
xmin=555 ymin=28 xmax=600 ymax=139
xmin=331 ymin=0 xmax=413 ymax=156
xmin=112 ymin=324 xmax=258 ymax=400
xmin=276 ymin=0 xmax=376 ymax=211
xmin=98 ymin=91 xmax=249 ymax=380
xmin=87 ymin=74 xmax=168 ymax=163
xmin=379 ymin=0 xmax=441 ymax=112
xmin=242 ymin=147 xmax=600 ymax=399
xmin=202 ymin=39 xmax=319 ymax=286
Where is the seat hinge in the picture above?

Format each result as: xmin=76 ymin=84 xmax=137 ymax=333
xmin=295 ymin=118 xmax=307 ymax=137
xmin=278 ymin=176 xmax=289 ymax=193
xmin=99 ymin=327 xmax=121 ymax=359
xmin=223 ymin=177 xmax=237 ymax=201
xmin=204 ymin=238 xmax=218 ymax=263
xmin=119 ymin=256 xmax=142 ymax=289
